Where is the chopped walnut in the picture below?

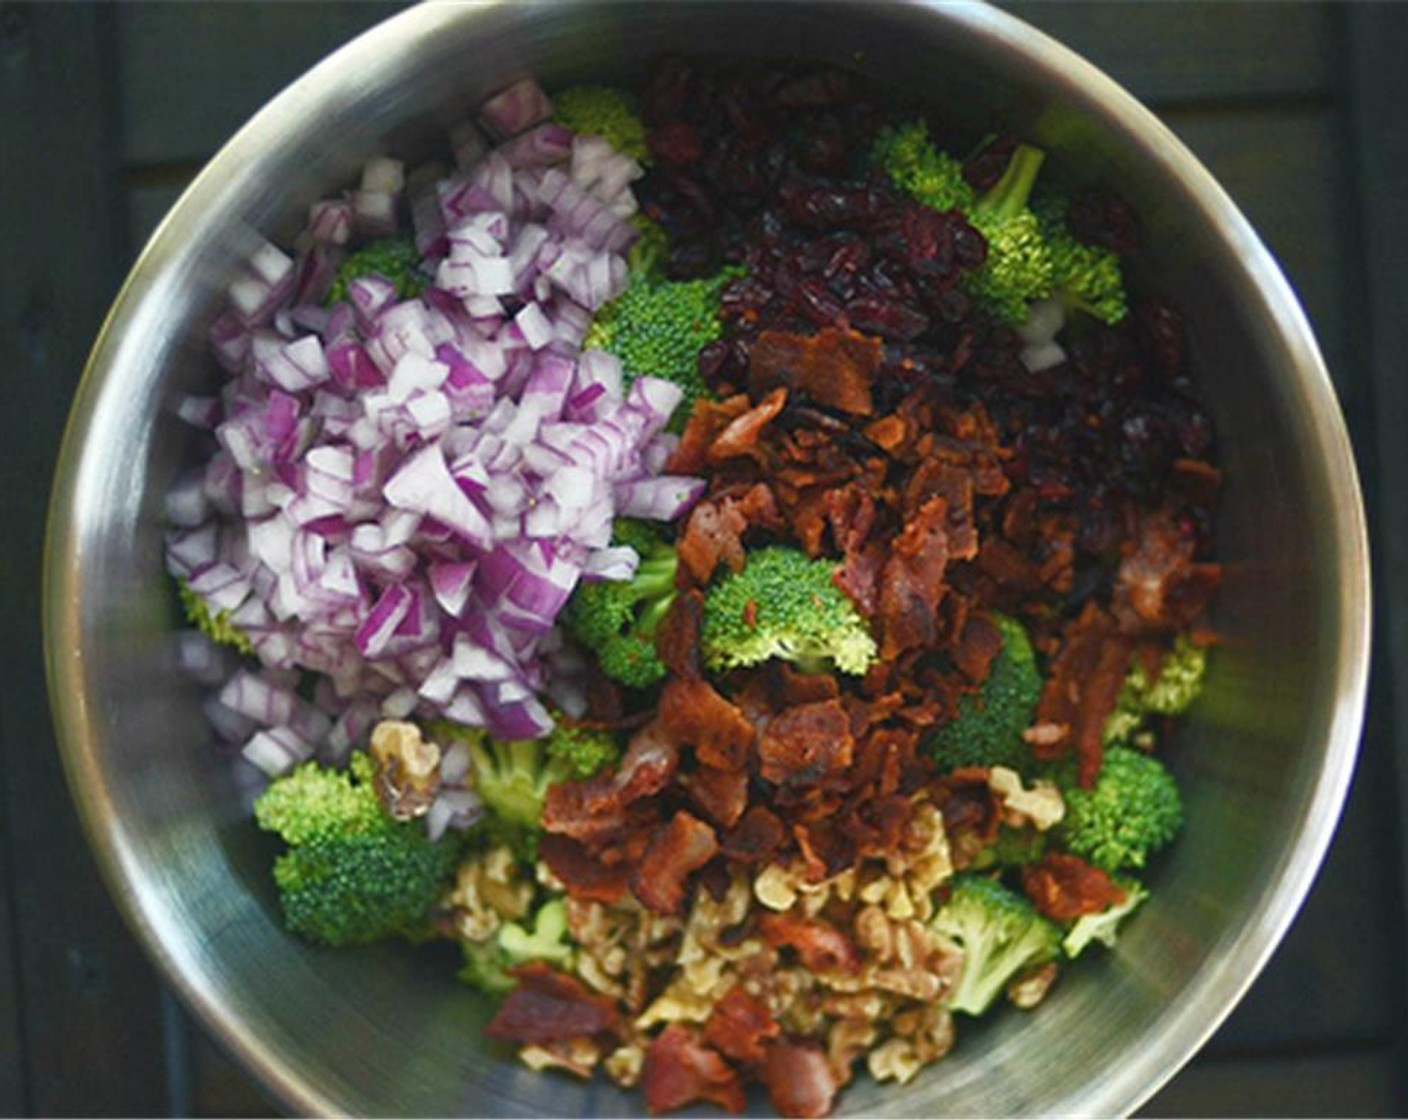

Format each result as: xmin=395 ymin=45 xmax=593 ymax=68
xmin=604 ymin=1044 xmax=645 ymax=1088
xmin=519 ymin=1038 xmax=600 ymax=1079
xmin=989 ymin=766 xmax=1066 ymax=831
xmin=827 ymin=1018 xmax=877 ymax=1085
xmin=369 ymin=720 xmax=442 ymax=820
xmin=1007 ymin=960 xmax=1060 ymax=1009
xmin=442 ymin=845 xmax=531 ymax=942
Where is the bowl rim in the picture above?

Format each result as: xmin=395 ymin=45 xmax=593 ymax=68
xmin=43 ymin=1 xmax=1372 ymax=1115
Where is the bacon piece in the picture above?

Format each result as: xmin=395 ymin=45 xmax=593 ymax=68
xmin=760 ymin=1038 xmax=840 ymax=1119
xmin=704 ymin=985 xmax=781 ymax=1066
xmin=1031 ymin=603 xmax=1132 ymax=787
xmin=537 ymin=834 xmax=630 ymax=903
xmin=934 ymin=767 xmax=1002 ymax=868
xmin=655 ymin=588 xmax=703 ymax=680
xmin=485 ymin=962 xmax=621 ymax=1045
xmin=748 ymin=326 xmax=881 ymax=416
xmin=683 ymin=765 xmax=750 ymax=829
xmin=902 ymin=458 xmax=978 ymax=560
xmin=543 ymin=721 xmax=679 ymax=841
xmin=877 ymin=496 xmax=951 ymax=659
xmin=1022 ymin=852 xmax=1128 ymax=921
xmin=950 ymin=611 xmax=1004 ymax=684
xmin=721 ymin=805 xmax=787 ymax=864
xmin=666 ymin=394 xmax=752 ymax=476
xmin=709 ymin=386 xmax=787 ymax=463
xmin=677 ymin=498 xmax=749 ymax=585
xmin=658 ymin=676 xmax=755 ymax=770
xmin=641 ymin=1023 xmax=745 ymax=1115
xmin=632 ymin=811 xmax=720 ymax=915
xmin=756 ymin=699 xmax=854 ymax=787
xmin=756 ymin=912 xmax=863 ymax=974
xmin=1112 ymin=508 xmax=1222 ymax=634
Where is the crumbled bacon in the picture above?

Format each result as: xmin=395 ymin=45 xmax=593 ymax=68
xmin=658 ymin=676 xmax=755 ymax=770
xmin=721 ymin=805 xmax=787 ymax=864
xmin=760 ymin=1038 xmax=840 ymax=1119
xmin=632 ymin=811 xmax=720 ymax=915
xmin=705 ymin=985 xmax=781 ymax=1065
xmin=683 ymin=764 xmax=750 ymax=829
xmin=678 ymin=497 xmax=749 ymax=585
xmin=655 ymin=588 xmax=704 ymax=680
xmin=1022 ymin=853 xmax=1128 ymax=921
xmin=748 ymin=326 xmax=881 ymax=416
xmin=756 ymin=912 xmax=863 ymax=974
xmin=641 ymin=1024 xmax=745 ymax=1115
xmin=485 ymin=962 xmax=621 ymax=1045
xmin=877 ymin=496 xmax=951 ymax=659
xmin=667 ymin=394 xmax=753 ymax=476
xmin=950 ymin=611 xmax=1004 ymax=685
xmin=1112 ymin=507 xmax=1222 ymax=635
xmin=538 ymin=834 xmax=631 ymax=903
xmin=709 ymin=386 xmax=788 ymax=463
xmin=756 ymin=699 xmax=854 ymax=787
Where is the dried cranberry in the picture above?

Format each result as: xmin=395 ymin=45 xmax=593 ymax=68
xmin=650 ymin=121 xmax=705 ymax=167
xmin=963 ymin=133 xmax=1018 ymax=192
xmin=1067 ymin=189 xmax=1141 ymax=256
xmin=845 ymin=295 xmax=929 ymax=342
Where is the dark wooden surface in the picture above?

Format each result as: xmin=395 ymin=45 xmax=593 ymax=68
xmin=2 ymin=2 xmax=1406 ymax=1115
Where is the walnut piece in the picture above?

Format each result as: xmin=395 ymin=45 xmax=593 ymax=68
xmin=369 ymin=719 xmax=441 ymax=820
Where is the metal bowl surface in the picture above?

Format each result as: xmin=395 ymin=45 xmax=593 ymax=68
xmin=44 ymin=2 xmax=1370 ymax=1116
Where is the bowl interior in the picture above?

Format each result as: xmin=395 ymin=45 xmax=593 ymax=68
xmin=45 ymin=2 xmax=1368 ymax=1116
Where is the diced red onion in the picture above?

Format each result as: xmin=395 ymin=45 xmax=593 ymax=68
xmin=478 ymin=77 xmax=553 ymax=141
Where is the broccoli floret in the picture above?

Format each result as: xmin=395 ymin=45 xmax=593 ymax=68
xmin=177 ymin=580 xmax=254 ymax=656
xmin=253 ymin=752 xmax=462 ymax=947
xmin=553 ymin=84 xmax=650 ymax=165
xmin=964 ymin=144 xmax=1055 ymax=325
xmin=562 ymin=520 xmax=679 ymax=689
xmin=927 ymin=614 xmax=1043 ymax=774
xmin=326 ymin=238 xmax=427 ymax=305
xmin=971 ymin=825 xmax=1048 ymax=871
xmin=1104 ymin=634 xmax=1209 ymax=747
xmin=700 ymin=547 xmax=878 ymax=677
xmin=627 ymin=213 xmax=671 ymax=280
xmin=1033 ymin=191 xmax=1127 ymax=324
xmin=931 ymin=873 xmax=1062 ymax=1016
xmin=583 ymin=266 xmax=742 ymax=429
xmin=871 ymin=120 xmax=975 ymax=213
xmin=1059 ymin=747 xmax=1184 ymax=872
xmin=457 ymin=897 xmax=575 ymax=995
xmin=1062 ymin=876 xmax=1149 ymax=959
xmin=468 ymin=723 xmax=621 ymax=855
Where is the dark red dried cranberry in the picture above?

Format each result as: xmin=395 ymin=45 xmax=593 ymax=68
xmin=962 ymin=133 xmax=1018 ymax=192
xmin=1067 ymin=189 xmax=1141 ymax=256
xmin=845 ymin=295 xmax=929 ymax=342
xmin=650 ymin=121 xmax=704 ymax=167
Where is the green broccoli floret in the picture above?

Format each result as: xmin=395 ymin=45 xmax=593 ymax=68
xmin=583 ymin=266 xmax=742 ymax=429
xmin=971 ymin=825 xmax=1048 ymax=871
xmin=963 ymin=144 xmax=1054 ymax=325
xmin=177 ymin=580 xmax=254 ymax=656
xmin=700 ymin=547 xmax=878 ymax=677
xmin=931 ymin=873 xmax=1062 ymax=1016
xmin=871 ymin=120 xmax=975 ymax=213
xmin=457 ymin=897 xmax=575 ymax=995
xmin=1104 ymin=633 xmax=1209 ymax=747
xmin=467 ymin=723 xmax=621 ymax=855
xmin=326 ymin=238 xmax=427 ymax=305
xmin=253 ymin=752 xmax=462 ymax=947
xmin=1059 ymin=747 xmax=1184 ymax=872
xmin=553 ymin=84 xmax=651 ymax=165
xmin=562 ymin=520 xmax=679 ymax=689
xmin=927 ymin=614 xmax=1043 ymax=774
xmin=1033 ymin=190 xmax=1128 ymax=324
xmin=627 ymin=213 xmax=671 ymax=280
xmin=1062 ymin=876 xmax=1149 ymax=959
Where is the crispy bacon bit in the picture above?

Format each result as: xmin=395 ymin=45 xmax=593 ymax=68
xmin=538 ymin=834 xmax=630 ymax=903
xmin=721 ymin=805 xmax=787 ymax=864
xmin=658 ymin=676 xmax=755 ymax=770
xmin=678 ymin=498 xmax=749 ymax=585
xmin=760 ymin=1038 xmax=840 ymax=1119
xmin=950 ymin=612 xmax=1004 ymax=684
xmin=485 ymin=962 xmax=621 ymax=1045
xmin=756 ymin=699 xmax=854 ymax=787
xmin=1022 ymin=852 xmax=1128 ymax=921
xmin=1112 ymin=508 xmax=1222 ymax=635
xmin=934 ymin=767 xmax=1002 ymax=868
xmin=641 ymin=1023 xmax=746 ymax=1116
xmin=683 ymin=765 xmax=750 ymax=829
xmin=749 ymin=326 xmax=882 ymax=416
xmin=710 ymin=386 xmax=788 ymax=463
xmin=666 ymin=394 xmax=752 ymax=476
xmin=632 ymin=811 xmax=720 ymax=915
xmin=655 ymin=588 xmax=703 ymax=680
xmin=877 ymin=496 xmax=951 ymax=659
xmin=705 ymin=985 xmax=781 ymax=1065
xmin=542 ymin=721 xmax=679 ymax=841
xmin=1034 ymin=603 xmax=1133 ymax=787
xmin=757 ymin=912 xmax=863 ymax=974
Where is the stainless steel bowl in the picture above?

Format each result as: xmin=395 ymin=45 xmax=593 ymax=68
xmin=44 ymin=2 xmax=1370 ymax=1116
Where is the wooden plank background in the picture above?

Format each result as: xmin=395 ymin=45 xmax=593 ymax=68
xmin=2 ymin=2 xmax=1405 ymax=1116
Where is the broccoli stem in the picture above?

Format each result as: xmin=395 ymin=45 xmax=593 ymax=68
xmin=979 ymin=144 xmax=1046 ymax=222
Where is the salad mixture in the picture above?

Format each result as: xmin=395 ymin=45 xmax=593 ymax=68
xmin=166 ymin=58 xmax=1221 ymax=1118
